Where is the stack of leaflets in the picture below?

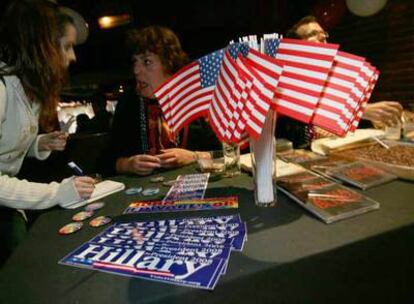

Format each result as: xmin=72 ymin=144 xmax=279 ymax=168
xmin=277 ymin=171 xmax=380 ymax=224
xmin=163 ymin=173 xmax=209 ymax=201
xmin=60 ymin=214 xmax=247 ymax=290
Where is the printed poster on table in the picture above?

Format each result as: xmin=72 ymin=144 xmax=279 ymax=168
xmin=59 ymin=215 xmax=247 ymax=290
xmin=124 ymin=196 xmax=238 ymax=214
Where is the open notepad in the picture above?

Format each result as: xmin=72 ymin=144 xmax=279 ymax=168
xmin=65 ymin=180 xmax=125 ymax=209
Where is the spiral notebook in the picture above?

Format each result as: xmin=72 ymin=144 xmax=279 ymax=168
xmin=65 ymin=180 xmax=125 ymax=209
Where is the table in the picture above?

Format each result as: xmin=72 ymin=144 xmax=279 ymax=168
xmin=1 ymin=165 xmax=414 ymax=303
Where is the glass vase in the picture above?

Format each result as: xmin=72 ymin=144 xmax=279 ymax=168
xmin=250 ymin=110 xmax=277 ymax=207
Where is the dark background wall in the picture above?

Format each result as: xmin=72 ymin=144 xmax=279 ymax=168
xmin=57 ymin=0 xmax=413 ymax=108
xmin=330 ymin=0 xmax=414 ymax=108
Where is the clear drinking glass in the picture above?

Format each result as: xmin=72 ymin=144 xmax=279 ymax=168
xmin=403 ymin=122 xmax=414 ymax=141
xmin=384 ymin=124 xmax=401 ymax=140
xmin=222 ymin=142 xmax=241 ymax=177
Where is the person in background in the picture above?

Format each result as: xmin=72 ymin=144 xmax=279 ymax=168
xmin=0 ymin=0 xmax=96 ymax=262
xmin=277 ymin=15 xmax=404 ymax=147
xmin=103 ymin=26 xmax=216 ymax=176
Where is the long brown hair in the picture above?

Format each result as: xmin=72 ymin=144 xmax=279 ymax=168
xmin=0 ymin=0 xmax=66 ymax=132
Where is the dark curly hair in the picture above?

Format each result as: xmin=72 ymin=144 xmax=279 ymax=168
xmin=126 ymin=26 xmax=189 ymax=74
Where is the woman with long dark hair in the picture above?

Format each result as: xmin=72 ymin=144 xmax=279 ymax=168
xmin=0 ymin=0 xmax=95 ymax=209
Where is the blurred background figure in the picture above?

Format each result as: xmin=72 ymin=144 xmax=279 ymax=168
xmin=277 ymin=15 xmax=405 ymax=147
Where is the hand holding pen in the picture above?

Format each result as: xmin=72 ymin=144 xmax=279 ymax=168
xmin=68 ymin=162 xmax=96 ymax=199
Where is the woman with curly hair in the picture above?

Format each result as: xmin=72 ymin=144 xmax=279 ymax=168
xmin=104 ymin=26 xmax=216 ymax=176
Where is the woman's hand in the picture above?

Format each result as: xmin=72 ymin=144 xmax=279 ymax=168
xmin=157 ymin=148 xmax=197 ymax=168
xmin=38 ymin=131 xmax=69 ymax=152
xmin=73 ymin=176 xmax=96 ymax=199
xmin=363 ymin=101 xmax=403 ymax=127
xmin=116 ymin=154 xmax=161 ymax=175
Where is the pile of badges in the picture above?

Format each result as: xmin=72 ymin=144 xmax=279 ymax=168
xmin=59 ymin=202 xmax=111 ymax=235
xmin=124 ymin=186 xmax=161 ymax=197
xmin=60 ymin=214 xmax=247 ymax=290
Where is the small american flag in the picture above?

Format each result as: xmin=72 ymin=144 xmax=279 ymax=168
xmin=237 ymin=56 xmax=273 ymax=140
xmin=154 ymin=49 xmax=224 ymax=133
xmin=273 ymin=38 xmax=339 ymax=123
xmin=263 ymin=37 xmax=280 ymax=57
xmin=350 ymin=66 xmax=379 ymax=131
xmin=345 ymin=61 xmax=376 ymax=132
xmin=208 ymin=48 xmax=240 ymax=142
xmin=154 ymin=35 xmax=378 ymax=145
xmin=312 ymin=51 xmax=366 ymax=135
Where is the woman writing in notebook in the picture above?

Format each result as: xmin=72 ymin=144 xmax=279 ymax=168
xmin=0 ymin=0 xmax=95 ymax=210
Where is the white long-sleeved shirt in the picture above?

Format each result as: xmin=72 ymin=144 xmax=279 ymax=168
xmin=0 ymin=74 xmax=80 ymax=209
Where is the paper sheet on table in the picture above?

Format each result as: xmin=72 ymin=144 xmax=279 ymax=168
xmin=65 ymin=180 xmax=125 ymax=209
xmin=240 ymin=154 xmax=305 ymax=177
xmin=311 ymin=129 xmax=385 ymax=155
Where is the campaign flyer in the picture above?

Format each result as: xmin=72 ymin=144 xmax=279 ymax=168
xmin=89 ymin=232 xmax=233 ymax=261
xmin=124 ymin=196 xmax=238 ymax=214
xmin=132 ymin=214 xmax=243 ymax=226
xmin=92 ymin=222 xmax=246 ymax=251
xmin=60 ymin=242 xmax=226 ymax=290
xmin=163 ymin=173 xmax=210 ymax=201
xmin=60 ymin=215 xmax=247 ymax=290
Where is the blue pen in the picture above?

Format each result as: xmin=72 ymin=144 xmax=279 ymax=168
xmin=68 ymin=161 xmax=85 ymax=176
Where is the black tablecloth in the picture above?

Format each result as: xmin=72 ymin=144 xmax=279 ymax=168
xmin=1 ymin=165 xmax=414 ymax=303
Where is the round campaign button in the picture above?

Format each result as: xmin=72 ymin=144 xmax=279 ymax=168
xmin=142 ymin=187 xmax=160 ymax=196
xmin=59 ymin=222 xmax=83 ymax=235
xmin=125 ymin=187 xmax=143 ymax=195
xmin=85 ymin=201 xmax=105 ymax=212
xmin=89 ymin=216 xmax=112 ymax=227
xmin=162 ymin=179 xmax=177 ymax=187
xmin=150 ymin=176 xmax=165 ymax=183
xmin=72 ymin=210 xmax=94 ymax=222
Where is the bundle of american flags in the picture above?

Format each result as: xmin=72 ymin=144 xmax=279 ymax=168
xmin=154 ymin=35 xmax=379 ymax=144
